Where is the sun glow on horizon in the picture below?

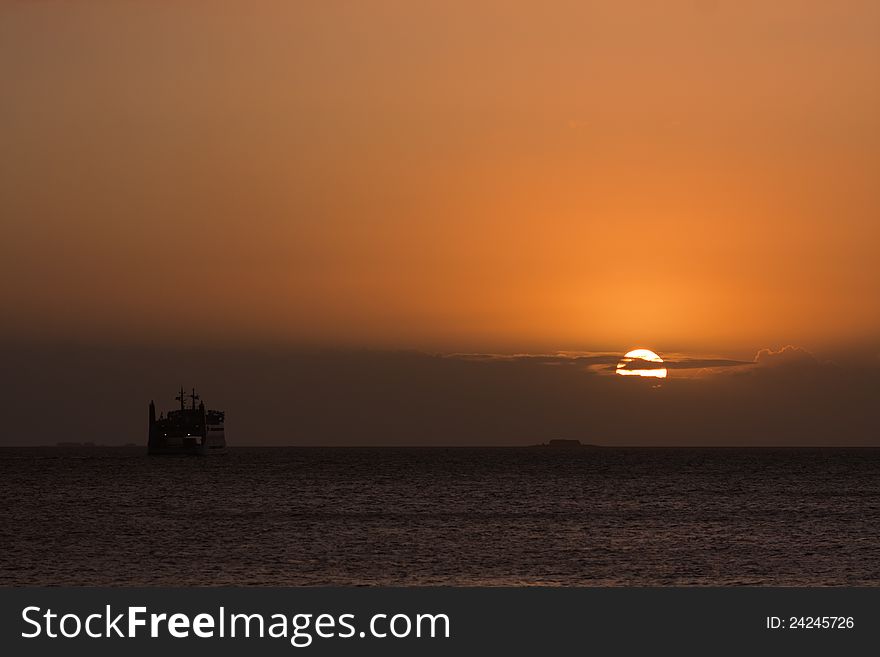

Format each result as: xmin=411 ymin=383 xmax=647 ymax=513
xmin=616 ymin=348 xmax=668 ymax=378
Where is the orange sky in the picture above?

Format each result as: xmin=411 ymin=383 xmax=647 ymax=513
xmin=2 ymin=1 xmax=879 ymax=355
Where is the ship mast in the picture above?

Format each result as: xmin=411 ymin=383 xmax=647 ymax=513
xmin=175 ymin=386 xmax=186 ymax=411
xmin=189 ymin=388 xmax=200 ymax=410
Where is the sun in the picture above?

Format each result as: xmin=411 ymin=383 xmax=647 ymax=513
xmin=616 ymin=348 xmax=667 ymax=378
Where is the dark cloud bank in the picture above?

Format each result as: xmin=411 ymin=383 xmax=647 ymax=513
xmin=0 ymin=342 xmax=876 ymax=446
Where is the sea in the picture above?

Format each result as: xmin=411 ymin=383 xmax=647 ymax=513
xmin=2 ymin=447 xmax=879 ymax=586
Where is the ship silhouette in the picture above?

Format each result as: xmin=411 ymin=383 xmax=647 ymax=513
xmin=148 ymin=387 xmax=227 ymax=455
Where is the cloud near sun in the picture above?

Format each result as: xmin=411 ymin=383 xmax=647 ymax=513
xmin=449 ymin=347 xmax=821 ymax=378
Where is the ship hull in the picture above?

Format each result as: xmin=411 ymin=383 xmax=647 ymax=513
xmin=148 ymin=444 xmax=227 ymax=456
xmin=148 ymin=432 xmax=226 ymax=456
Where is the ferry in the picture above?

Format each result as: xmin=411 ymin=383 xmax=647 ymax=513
xmin=148 ymin=387 xmax=227 ymax=455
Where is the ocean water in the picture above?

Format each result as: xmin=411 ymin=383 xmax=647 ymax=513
xmin=1 ymin=447 xmax=879 ymax=586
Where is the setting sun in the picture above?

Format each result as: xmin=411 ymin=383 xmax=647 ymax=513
xmin=616 ymin=349 xmax=667 ymax=379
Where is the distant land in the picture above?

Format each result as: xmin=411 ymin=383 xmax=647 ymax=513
xmin=55 ymin=442 xmax=139 ymax=448
xmin=529 ymin=439 xmax=602 ymax=449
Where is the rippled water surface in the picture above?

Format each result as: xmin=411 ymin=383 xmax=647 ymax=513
xmin=2 ymin=447 xmax=880 ymax=586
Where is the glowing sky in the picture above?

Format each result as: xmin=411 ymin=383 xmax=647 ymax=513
xmin=2 ymin=1 xmax=879 ymax=353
